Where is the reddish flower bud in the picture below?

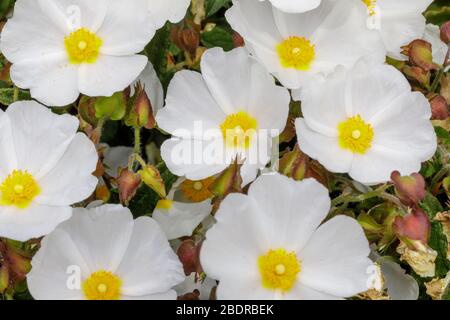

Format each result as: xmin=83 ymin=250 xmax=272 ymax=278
xmin=171 ymin=24 xmax=200 ymax=56
xmin=401 ymin=40 xmax=439 ymax=71
xmin=440 ymin=21 xmax=450 ymax=44
xmin=128 ymin=83 xmax=156 ymax=129
xmin=391 ymin=171 xmax=426 ymax=207
xmin=177 ymin=240 xmax=202 ymax=276
xmin=138 ymin=165 xmax=166 ymax=198
xmin=402 ymin=65 xmax=430 ymax=87
xmin=232 ymin=32 xmax=245 ymax=48
xmin=117 ymin=168 xmax=141 ymax=205
xmin=394 ymin=209 xmax=431 ymax=244
xmin=210 ymin=158 xmax=243 ymax=198
xmin=429 ymin=95 xmax=449 ymax=120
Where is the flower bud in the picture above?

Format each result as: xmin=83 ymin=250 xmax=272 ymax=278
xmin=94 ymin=91 xmax=127 ymax=121
xmin=117 ymin=168 xmax=141 ymax=205
xmin=78 ymin=96 xmax=97 ymax=126
xmin=127 ymin=83 xmax=156 ymax=129
xmin=0 ymin=241 xmax=31 ymax=282
xmin=440 ymin=21 xmax=450 ymax=44
xmin=210 ymin=158 xmax=243 ymax=197
xmin=177 ymin=240 xmax=201 ymax=275
xmin=279 ymin=144 xmax=308 ymax=181
xmin=394 ymin=209 xmax=431 ymax=244
xmin=138 ymin=165 xmax=166 ymax=198
xmin=232 ymin=32 xmax=245 ymax=48
xmin=402 ymin=65 xmax=430 ymax=87
xmin=429 ymin=95 xmax=449 ymax=120
xmin=391 ymin=171 xmax=426 ymax=207
xmin=171 ymin=24 xmax=200 ymax=56
xmin=401 ymin=39 xmax=439 ymax=71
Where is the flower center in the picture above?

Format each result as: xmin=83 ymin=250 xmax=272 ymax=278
xmin=338 ymin=115 xmax=374 ymax=154
xmin=156 ymin=199 xmax=174 ymax=211
xmin=277 ymin=36 xmax=315 ymax=70
xmin=180 ymin=178 xmax=215 ymax=202
xmin=362 ymin=0 xmax=377 ymax=16
xmin=220 ymin=111 xmax=258 ymax=149
xmin=0 ymin=170 xmax=40 ymax=209
xmin=65 ymin=28 xmax=103 ymax=64
xmin=258 ymin=249 xmax=301 ymax=292
xmin=83 ymin=270 xmax=122 ymax=300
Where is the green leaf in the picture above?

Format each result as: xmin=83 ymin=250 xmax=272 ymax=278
xmin=205 ymin=0 xmax=231 ymax=17
xmin=201 ymin=26 xmax=234 ymax=51
xmin=0 ymin=88 xmax=31 ymax=106
xmin=421 ymin=193 xmax=450 ymax=278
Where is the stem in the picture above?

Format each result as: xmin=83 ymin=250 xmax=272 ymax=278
xmin=431 ymin=164 xmax=450 ymax=190
xmin=133 ymin=127 xmax=141 ymax=156
xmin=12 ymin=86 xmax=19 ymax=102
xmin=331 ymin=184 xmax=390 ymax=207
xmin=430 ymin=45 xmax=450 ymax=93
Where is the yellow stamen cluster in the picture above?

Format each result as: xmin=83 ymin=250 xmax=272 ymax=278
xmin=277 ymin=36 xmax=315 ymax=70
xmin=0 ymin=170 xmax=40 ymax=209
xmin=362 ymin=0 xmax=377 ymax=16
xmin=180 ymin=177 xmax=215 ymax=202
xmin=65 ymin=28 xmax=103 ymax=64
xmin=338 ymin=115 xmax=374 ymax=154
xmin=220 ymin=111 xmax=258 ymax=149
xmin=83 ymin=270 xmax=122 ymax=300
xmin=258 ymin=249 xmax=301 ymax=292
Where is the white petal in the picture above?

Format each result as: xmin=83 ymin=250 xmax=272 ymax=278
xmin=423 ymin=24 xmax=449 ymax=67
xmin=148 ymin=0 xmax=190 ymax=28
xmin=200 ymin=193 xmax=264 ymax=281
xmin=121 ymin=290 xmax=178 ymax=300
xmin=248 ymin=174 xmax=331 ymax=251
xmin=27 ymin=229 xmax=91 ymax=300
xmin=299 ymin=216 xmax=372 ymax=298
xmin=10 ymin=54 xmax=79 ymax=107
xmin=36 ymin=133 xmax=98 ymax=206
xmin=200 ymin=47 xmax=253 ymax=114
xmin=0 ymin=111 xmax=17 ymax=178
xmin=156 ymin=70 xmax=226 ymax=137
xmin=116 ymin=217 xmax=184 ymax=296
xmin=6 ymin=101 xmax=79 ymax=177
xmin=160 ymin=137 xmax=229 ymax=181
xmin=0 ymin=204 xmax=72 ymax=242
xmin=153 ymin=200 xmax=212 ymax=240
xmin=216 ymin=276 xmax=276 ymax=300
xmin=268 ymin=0 xmax=321 ymax=13
xmin=285 ymin=283 xmax=343 ymax=300
xmin=296 ymin=118 xmax=353 ymax=173
xmin=58 ymin=205 xmax=134 ymax=272
xmin=103 ymin=146 xmax=133 ymax=178
xmin=97 ymin=0 xmax=155 ymax=55
xmin=78 ymin=54 xmax=147 ymax=98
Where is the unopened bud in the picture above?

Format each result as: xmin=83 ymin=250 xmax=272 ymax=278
xmin=401 ymin=40 xmax=439 ymax=71
xmin=177 ymin=240 xmax=201 ymax=275
xmin=394 ymin=209 xmax=431 ymax=244
xmin=171 ymin=24 xmax=200 ymax=56
xmin=127 ymin=83 xmax=156 ymax=129
xmin=138 ymin=165 xmax=166 ymax=198
xmin=391 ymin=171 xmax=426 ymax=207
xmin=210 ymin=158 xmax=243 ymax=197
xmin=429 ymin=95 xmax=449 ymax=120
xmin=402 ymin=65 xmax=431 ymax=87
xmin=117 ymin=168 xmax=141 ymax=205
xmin=232 ymin=32 xmax=245 ymax=48
xmin=279 ymin=144 xmax=308 ymax=181
xmin=440 ymin=21 xmax=450 ymax=44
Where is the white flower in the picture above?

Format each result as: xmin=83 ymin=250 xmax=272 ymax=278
xmin=153 ymin=198 xmax=212 ymax=240
xmin=27 ymin=204 xmax=185 ymax=300
xmin=175 ymin=273 xmax=217 ymax=300
xmin=295 ymin=58 xmax=437 ymax=185
xmin=423 ymin=24 xmax=450 ymax=70
xmin=200 ymin=174 xmax=372 ymax=300
xmin=225 ymin=0 xmax=385 ymax=92
xmin=0 ymin=0 xmax=154 ymax=107
xmin=148 ymin=0 xmax=190 ymax=28
xmin=156 ymin=47 xmax=290 ymax=186
xmin=363 ymin=0 xmax=433 ymax=60
xmin=0 ymin=101 xmax=98 ymax=241
xmin=260 ymin=0 xmax=321 ymax=13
